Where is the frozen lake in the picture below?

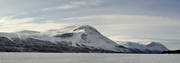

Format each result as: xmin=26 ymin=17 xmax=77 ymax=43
xmin=0 ymin=53 xmax=179 ymax=63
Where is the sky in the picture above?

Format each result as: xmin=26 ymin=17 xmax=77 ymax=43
xmin=0 ymin=0 xmax=180 ymax=50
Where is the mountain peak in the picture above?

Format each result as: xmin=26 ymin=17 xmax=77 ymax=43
xmin=73 ymin=25 xmax=100 ymax=34
xmin=47 ymin=25 xmax=100 ymax=34
xmin=147 ymin=42 xmax=161 ymax=46
xmin=118 ymin=41 xmax=168 ymax=52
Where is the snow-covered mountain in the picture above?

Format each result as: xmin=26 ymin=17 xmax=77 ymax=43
xmin=0 ymin=25 xmax=168 ymax=53
xmin=118 ymin=41 xmax=168 ymax=53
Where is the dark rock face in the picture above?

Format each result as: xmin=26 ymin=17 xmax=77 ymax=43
xmin=54 ymin=33 xmax=74 ymax=38
xmin=0 ymin=37 xmax=19 ymax=52
xmin=0 ymin=37 xmax=118 ymax=53
xmin=81 ymin=33 xmax=87 ymax=41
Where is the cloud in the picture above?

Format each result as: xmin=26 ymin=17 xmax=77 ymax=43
xmin=0 ymin=16 xmax=35 ymax=25
xmin=0 ymin=16 xmax=68 ymax=32
xmin=60 ymin=14 xmax=180 ymax=27
xmin=2 ymin=14 xmax=179 ymax=33
xmin=43 ymin=0 xmax=103 ymax=10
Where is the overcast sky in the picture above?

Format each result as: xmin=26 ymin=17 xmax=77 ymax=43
xmin=0 ymin=0 xmax=180 ymax=50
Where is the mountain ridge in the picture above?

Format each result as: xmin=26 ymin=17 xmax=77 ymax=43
xmin=0 ymin=25 xmax=168 ymax=53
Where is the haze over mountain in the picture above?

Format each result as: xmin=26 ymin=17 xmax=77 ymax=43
xmin=0 ymin=25 xmax=168 ymax=53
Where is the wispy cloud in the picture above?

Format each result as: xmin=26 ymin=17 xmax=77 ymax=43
xmin=60 ymin=14 xmax=180 ymax=27
xmin=0 ymin=16 xmax=68 ymax=32
xmin=43 ymin=0 xmax=103 ymax=11
xmin=0 ymin=16 xmax=36 ymax=25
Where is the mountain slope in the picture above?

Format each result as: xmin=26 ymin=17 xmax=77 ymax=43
xmin=0 ymin=25 xmax=168 ymax=53
xmin=118 ymin=41 xmax=168 ymax=53
xmin=44 ymin=25 xmax=130 ymax=52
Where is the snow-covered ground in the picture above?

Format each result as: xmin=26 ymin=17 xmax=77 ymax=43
xmin=0 ymin=53 xmax=179 ymax=63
